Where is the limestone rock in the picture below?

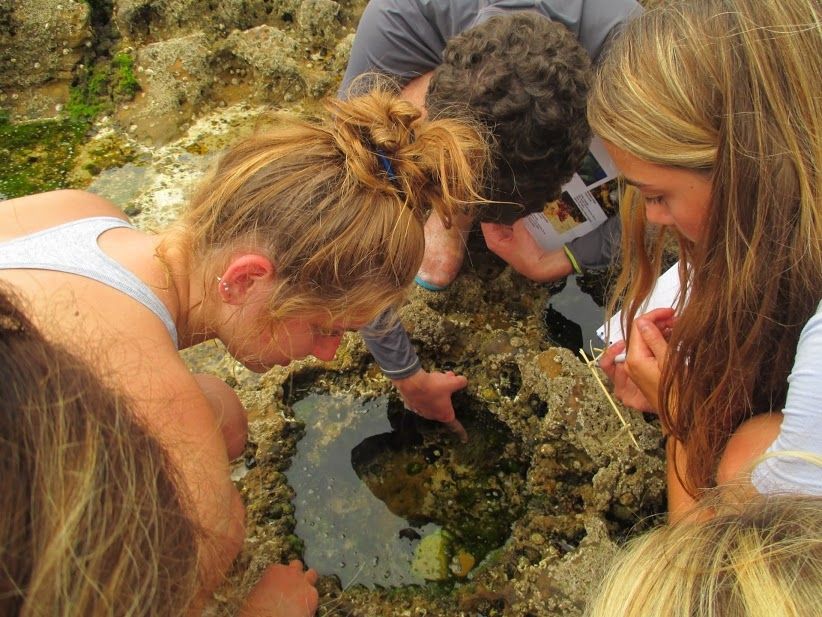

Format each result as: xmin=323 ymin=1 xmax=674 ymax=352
xmin=0 ymin=0 xmax=91 ymax=117
xmin=222 ymin=25 xmax=303 ymax=99
xmin=113 ymin=0 xmax=301 ymax=43
xmin=296 ymin=0 xmax=340 ymax=46
xmin=118 ymin=32 xmax=212 ymax=144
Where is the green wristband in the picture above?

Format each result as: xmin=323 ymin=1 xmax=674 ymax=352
xmin=562 ymin=245 xmax=583 ymax=275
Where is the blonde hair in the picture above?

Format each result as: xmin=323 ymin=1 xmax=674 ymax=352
xmin=173 ymin=88 xmax=489 ymax=329
xmin=0 ymin=287 xmax=200 ymax=615
xmin=588 ymin=0 xmax=822 ymax=494
xmin=586 ymin=491 xmax=822 ymax=617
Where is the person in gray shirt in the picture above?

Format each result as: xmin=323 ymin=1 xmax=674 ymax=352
xmin=345 ymin=0 xmax=640 ymax=432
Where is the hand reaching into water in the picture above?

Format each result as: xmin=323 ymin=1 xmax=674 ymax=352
xmin=599 ymin=308 xmax=677 ymax=413
xmin=240 ymin=560 xmax=319 ymax=617
xmin=392 ymin=369 xmax=469 ymax=442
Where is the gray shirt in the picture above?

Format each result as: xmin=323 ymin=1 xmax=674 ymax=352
xmin=348 ymin=0 xmax=640 ymax=376
xmin=341 ymin=0 xmax=641 ymax=92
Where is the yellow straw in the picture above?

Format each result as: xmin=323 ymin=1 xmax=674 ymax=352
xmin=579 ymin=346 xmax=640 ymax=449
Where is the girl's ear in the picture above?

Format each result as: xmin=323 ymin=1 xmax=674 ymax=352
xmin=217 ymin=254 xmax=275 ymax=305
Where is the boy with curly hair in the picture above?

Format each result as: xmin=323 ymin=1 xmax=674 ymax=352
xmin=344 ymin=0 xmax=640 ymax=428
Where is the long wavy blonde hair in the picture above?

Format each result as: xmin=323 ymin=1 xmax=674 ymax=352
xmin=588 ymin=0 xmax=822 ymax=495
xmin=0 ymin=287 xmax=200 ymax=616
xmin=166 ymin=87 xmax=489 ymax=334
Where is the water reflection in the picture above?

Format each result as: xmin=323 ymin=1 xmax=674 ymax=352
xmin=286 ymin=393 xmax=528 ymax=588
xmin=543 ymin=274 xmax=607 ymax=353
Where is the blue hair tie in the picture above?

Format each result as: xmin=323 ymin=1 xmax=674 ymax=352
xmin=375 ymin=148 xmax=398 ymax=183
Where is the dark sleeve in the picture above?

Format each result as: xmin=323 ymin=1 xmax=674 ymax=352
xmin=339 ymin=0 xmax=447 ymax=95
xmin=360 ymin=308 xmax=422 ymax=380
xmin=565 ymin=216 xmax=621 ymax=271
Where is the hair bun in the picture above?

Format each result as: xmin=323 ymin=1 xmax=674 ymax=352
xmin=326 ymin=87 xmax=490 ymax=225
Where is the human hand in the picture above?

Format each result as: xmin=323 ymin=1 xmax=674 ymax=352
xmin=481 ymin=220 xmax=574 ymax=282
xmin=599 ymin=341 xmax=657 ymax=412
xmin=240 ymin=560 xmax=319 ymax=617
xmin=392 ymin=369 xmax=468 ymax=442
xmin=599 ymin=308 xmax=676 ymax=412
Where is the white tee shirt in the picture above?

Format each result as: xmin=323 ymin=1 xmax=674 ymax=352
xmin=752 ymin=300 xmax=822 ymax=494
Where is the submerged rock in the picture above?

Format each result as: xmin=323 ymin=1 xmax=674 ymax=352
xmin=412 ymin=530 xmax=451 ymax=582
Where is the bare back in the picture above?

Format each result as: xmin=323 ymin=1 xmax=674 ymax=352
xmin=0 ymin=190 xmax=244 ymax=590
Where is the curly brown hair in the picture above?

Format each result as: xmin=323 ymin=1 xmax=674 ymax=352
xmin=427 ymin=12 xmax=592 ymax=223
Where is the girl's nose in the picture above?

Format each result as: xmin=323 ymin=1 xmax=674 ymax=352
xmin=645 ymin=203 xmax=674 ymax=227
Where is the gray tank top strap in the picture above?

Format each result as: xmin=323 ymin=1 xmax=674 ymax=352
xmin=0 ymin=216 xmax=179 ymax=348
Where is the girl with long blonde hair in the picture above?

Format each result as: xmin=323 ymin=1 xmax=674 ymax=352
xmin=0 ymin=89 xmax=488 ymax=613
xmin=592 ymin=0 xmax=822 ymax=519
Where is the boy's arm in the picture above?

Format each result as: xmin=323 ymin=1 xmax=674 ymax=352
xmin=339 ymin=0 xmax=444 ymax=95
xmin=360 ymin=309 xmax=467 ymax=426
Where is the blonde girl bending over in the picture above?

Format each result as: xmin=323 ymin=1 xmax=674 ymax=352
xmin=591 ymin=0 xmax=822 ymax=520
xmin=0 ymin=90 xmax=488 ymax=615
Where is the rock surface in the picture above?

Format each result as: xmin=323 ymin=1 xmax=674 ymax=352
xmin=0 ymin=0 xmax=362 ymax=137
xmin=0 ymin=0 xmax=91 ymax=116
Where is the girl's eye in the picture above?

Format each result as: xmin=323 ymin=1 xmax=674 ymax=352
xmin=644 ymin=195 xmax=665 ymax=205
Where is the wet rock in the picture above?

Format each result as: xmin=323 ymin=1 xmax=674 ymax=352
xmin=119 ymin=32 xmax=212 ymax=143
xmin=222 ymin=25 xmax=303 ymax=99
xmin=411 ymin=530 xmax=450 ymax=581
xmin=296 ymin=0 xmax=340 ymax=46
xmin=114 ymin=0 xmax=301 ymax=44
xmin=330 ymin=32 xmax=355 ymax=78
xmin=0 ymin=0 xmax=91 ymax=117
xmin=507 ymin=517 xmax=619 ymax=616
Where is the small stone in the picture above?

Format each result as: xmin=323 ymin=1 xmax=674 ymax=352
xmin=411 ymin=531 xmax=450 ymax=581
xmin=449 ymin=550 xmax=475 ymax=577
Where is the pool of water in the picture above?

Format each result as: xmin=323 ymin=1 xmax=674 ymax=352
xmin=285 ymin=392 xmax=529 ymax=588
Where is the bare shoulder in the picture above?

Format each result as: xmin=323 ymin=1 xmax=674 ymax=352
xmin=0 ymin=189 xmax=128 ymax=239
